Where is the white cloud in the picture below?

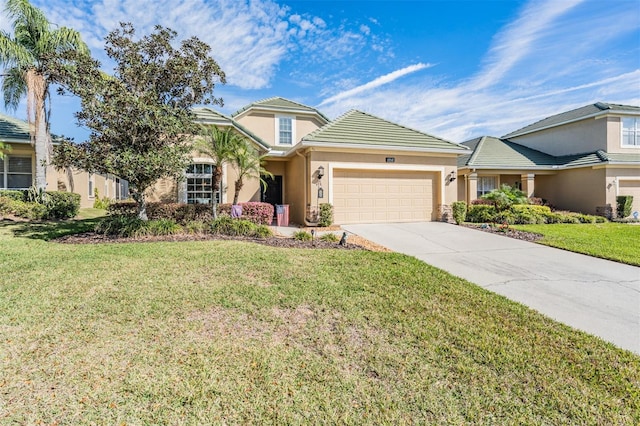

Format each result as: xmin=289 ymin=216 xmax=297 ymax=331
xmin=320 ymin=63 xmax=434 ymax=106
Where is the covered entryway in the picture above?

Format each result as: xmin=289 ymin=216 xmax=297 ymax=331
xmin=332 ymin=169 xmax=436 ymax=224
xmin=619 ymin=180 xmax=640 ymax=216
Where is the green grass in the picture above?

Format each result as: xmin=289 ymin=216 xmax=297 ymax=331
xmin=1 ymin=219 xmax=639 ymax=424
xmin=513 ymin=222 xmax=640 ymax=266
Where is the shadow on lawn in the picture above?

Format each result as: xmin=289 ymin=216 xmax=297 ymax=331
xmin=2 ymin=217 xmax=102 ymax=241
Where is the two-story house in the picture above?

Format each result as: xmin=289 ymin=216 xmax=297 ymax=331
xmin=457 ymin=102 xmax=640 ymax=217
xmin=151 ymin=97 xmax=468 ymax=225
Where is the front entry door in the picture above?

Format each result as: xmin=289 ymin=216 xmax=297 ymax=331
xmin=261 ymin=175 xmax=283 ymax=209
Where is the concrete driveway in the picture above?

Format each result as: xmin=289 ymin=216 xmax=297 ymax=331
xmin=343 ymin=222 xmax=640 ymax=354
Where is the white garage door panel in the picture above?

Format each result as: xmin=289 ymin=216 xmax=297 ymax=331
xmin=619 ymin=181 xmax=640 ymax=215
xmin=333 ymin=169 xmax=436 ymax=224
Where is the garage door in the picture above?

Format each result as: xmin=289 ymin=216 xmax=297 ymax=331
xmin=619 ymin=180 xmax=640 ymax=216
xmin=332 ymin=169 xmax=436 ymax=224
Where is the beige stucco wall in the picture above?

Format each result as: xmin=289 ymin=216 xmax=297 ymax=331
xmin=510 ymin=117 xmax=607 ymax=156
xmin=607 ymin=116 xmax=640 ymax=154
xmin=284 ymin=154 xmax=306 ymax=224
xmin=606 ymin=167 xmax=640 ymax=214
xmin=534 ymin=167 xmax=606 ymax=214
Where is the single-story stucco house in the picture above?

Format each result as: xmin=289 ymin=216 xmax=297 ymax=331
xmin=457 ymin=102 xmax=640 ymax=217
xmin=0 ymin=113 xmax=127 ymax=208
xmin=148 ymin=97 xmax=469 ymax=225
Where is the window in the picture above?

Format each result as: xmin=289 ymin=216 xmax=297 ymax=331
xmin=1 ymin=156 xmax=32 ymax=189
xmin=477 ymin=176 xmax=497 ymax=198
xmin=276 ymin=116 xmax=295 ymax=145
xmin=186 ymin=163 xmax=219 ymax=205
xmin=88 ymin=173 xmax=95 ymax=198
xmin=622 ymin=117 xmax=639 ymax=147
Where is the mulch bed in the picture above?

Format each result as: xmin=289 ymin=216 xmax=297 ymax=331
xmin=55 ymin=231 xmax=366 ymax=250
xmin=462 ymin=224 xmax=543 ymax=242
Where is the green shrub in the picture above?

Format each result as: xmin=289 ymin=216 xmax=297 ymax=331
xmin=10 ymin=199 xmax=49 ymax=220
xmin=0 ymin=190 xmax=25 ymax=201
xmin=481 ymin=184 xmax=528 ymax=211
xmin=494 ymin=210 xmax=516 ymax=225
xmin=320 ymin=233 xmax=339 ymax=242
xmin=92 ymin=188 xmax=111 ymax=210
xmin=210 ymin=216 xmax=261 ymax=237
xmin=26 ymin=186 xmax=47 ymax=204
xmin=217 ymin=202 xmax=274 ymax=225
xmin=96 ymin=215 xmax=147 ymax=237
xmin=616 ymin=195 xmax=633 ymax=218
xmin=46 ymin=191 xmax=80 ymax=219
xmin=184 ymin=220 xmax=208 ymax=234
xmin=510 ymin=205 xmax=549 ymax=224
xmin=466 ymin=205 xmax=497 ymax=223
xmin=146 ymin=219 xmax=182 ymax=235
xmin=108 ymin=201 xmax=138 ymax=216
xmin=318 ymin=203 xmax=334 ymax=227
xmin=0 ymin=196 xmax=12 ymax=215
xmin=595 ymin=215 xmax=607 ymax=223
xmin=254 ymin=225 xmax=273 ymax=239
xmin=451 ymin=201 xmax=467 ymax=225
xmin=293 ymin=230 xmax=312 ymax=241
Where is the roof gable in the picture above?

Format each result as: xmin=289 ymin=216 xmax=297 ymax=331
xmin=192 ymin=107 xmax=270 ymax=151
xmin=503 ymin=102 xmax=640 ymax=138
xmin=232 ymin=96 xmax=330 ymax=122
xmin=302 ymin=110 xmax=467 ymax=153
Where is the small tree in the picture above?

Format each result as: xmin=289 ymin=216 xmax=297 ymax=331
xmin=48 ymin=23 xmax=225 ymax=219
xmin=481 ymin=184 xmax=528 ymax=212
xmin=228 ymin=139 xmax=273 ymax=205
xmin=194 ymin=126 xmax=238 ymax=218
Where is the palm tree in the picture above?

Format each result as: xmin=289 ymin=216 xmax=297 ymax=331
xmin=194 ymin=125 xmax=238 ymax=217
xmin=229 ymin=139 xmax=273 ymax=205
xmin=0 ymin=0 xmax=88 ymax=190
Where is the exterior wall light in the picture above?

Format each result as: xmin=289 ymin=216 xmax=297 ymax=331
xmin=448 ymin=171 xmax=457 ymax=182
xmin=317 ymin=166 xmax=325 ymax=179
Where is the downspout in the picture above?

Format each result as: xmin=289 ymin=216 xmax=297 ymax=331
xmin=296 ymin=150 xmax=318 ymax=227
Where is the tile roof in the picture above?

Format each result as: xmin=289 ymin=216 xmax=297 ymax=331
xmin=0 ymin=113 xmax=31 ymax=143
xmin=302 ymin=110 xmax=468 ymax=152
xmin=459 ymin=136 xmax=558 ymax=168
xmin=503 ymin=102 xmax=640 ymax=138
xmin=231 ymin=96 xmax=330 ymax=122
xmin=460 ymin=136 xmax=640 ymax=170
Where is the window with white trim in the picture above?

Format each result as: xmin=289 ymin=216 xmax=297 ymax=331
xmin=477 ymin=176 xmax=497 ymax=198
xmin=186 ymin=163 xmax=220 ymax=205
xmin=88 ymin=173 xmax=95 ymax=198
xmin=276 ymin=116 xmax=295 ymax=145
xmin=1 ymin=155 xmax=32 ymax=189
xmin=622 ymin=117 xmax=639 ymax=147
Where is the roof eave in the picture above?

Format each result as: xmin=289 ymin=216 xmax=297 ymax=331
xmin=504 ymin=109 xmax=640 ymax=139
xmin=292 ymin=140 xmax=468 ymax=155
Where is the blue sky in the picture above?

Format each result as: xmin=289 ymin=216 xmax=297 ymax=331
xmin=1 ymin=0 xmax=639 ymax=143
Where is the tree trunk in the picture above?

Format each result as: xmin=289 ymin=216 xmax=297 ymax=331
xmin=211 ymin=165 xmax=221 ymax=219
xmin=30 ymin=71 xmax=50 ymax=191
xmin=132 ymin=190 xmax=148 ymax=221
xmin=233 ymin=177 xmax=243 ymax=205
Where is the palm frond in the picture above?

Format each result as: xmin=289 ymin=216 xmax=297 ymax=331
xmin=2 ymin=66 xmax=27 ymax=110
xmin=0 ymin=31 xmax=33 ymax=68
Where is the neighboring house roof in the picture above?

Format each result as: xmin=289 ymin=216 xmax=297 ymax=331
xmin=0 ymin=113 xmax=31 ymax=143
xmin=300 ymin=109 xmax=468 ymax=154
xmin=459 ymin=136 xmax=558 ymax=168
xmin=192 ymin=107 xmax=271 ymax=151
xmin=503 ymin=102 xmax=640 ymax=139
xmin=231 ymin=96 xmax=330 ymax=122
xmin=460 ymin=136 xmax=640 ymax=170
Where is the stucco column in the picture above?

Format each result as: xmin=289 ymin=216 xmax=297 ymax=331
xmin=521 ymin=173 xmax=535 ymax=198
xmin=467 ymin=173 xmax=478 ymax=203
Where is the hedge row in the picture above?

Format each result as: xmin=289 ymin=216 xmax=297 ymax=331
xmin=464 ymin=203 xmax=606 ymax=224
xmin=0 ymin=191 xmax=80 ymax=220
xmin=108 ymin=201 xmax=275 ymax=225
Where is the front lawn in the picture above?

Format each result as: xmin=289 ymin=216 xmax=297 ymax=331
xmin=512 ymin=222 xmax=640 ymax=266
xmin=1 ymin=219 xmax=638 ymax=424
